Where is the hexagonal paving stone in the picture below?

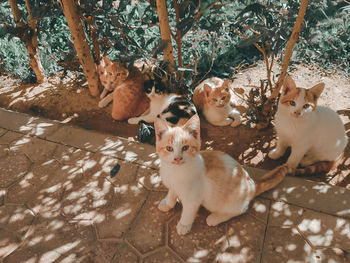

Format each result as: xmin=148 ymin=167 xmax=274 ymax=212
xmin=262 ymin=201 xmax=350 ymax=263
xmin=137 ymin=165 xmax=167 ymax=192
xmin=0 ymin=153 xmax=31 ymax=188
xmin=297 ymin=208 xmax=350 ymax=250
xmin=6 ymin=161 xmax=61 ymax=204
xmin=126 ymin=191 xmax=175 ymax=254
xmin=95 ymin=183 xmax=148 ymax=241
xmin=81 ymin=153 xmax=139 ymax=185
xmin=3 ymin=216 xmax=117 ymax=263
xmin=168 ymin=198 xmax=270 ymax=262
xmin=0 ymin=131 xmax=23 ymax=145
xmin=0 ymin=204 xmax=35 ymax=258
xmin=0 ymin=144 xmax=9 ymax=158
xmin=0 ymin=228 xmax=24 ymax=259
xmin=60 ymin=173 xmax=115 ymax=221
xmin=110 ymin=242 xmax=140 ymax=263
xmin=215 ymin=198 xmax=270 ymax=263
xmin=262 ymin=223 xmax=313 ymax=263
xmin=143 ymin=248 xmax=183 ymax=263
xmin=53 ymin=144 xmax=94 ymax=166
xmin=0 ymin=128 xmax=7 ymax=137
xmin=168 ymin=207 xmax=227 ymax=262
xmin=26 ymin=163 xmax=83 ymax=218
xmin=9 ymin=135 xmax=58 ymax=164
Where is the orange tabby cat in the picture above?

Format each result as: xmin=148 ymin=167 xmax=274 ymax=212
xmin=154 ymin=114 xmax=292 ymax=235
xmin=98 ymin=57 xmax=149 ymax=120
xmin=193 ymin=77 xmax=241 ymax=127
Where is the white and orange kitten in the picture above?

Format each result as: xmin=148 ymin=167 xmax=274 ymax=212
xmin=154 ymin=114 xmax=291 ymax=235
xmin=193 ymin=77 xmax=241 ymax=127
xmin=269 ymin=76 xmax=348 ymax=172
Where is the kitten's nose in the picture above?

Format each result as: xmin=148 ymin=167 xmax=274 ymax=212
xmin=293 ymin=111 xmax=301 ymax=117
xmin=173 ymin=156 xmax=183 ymax=162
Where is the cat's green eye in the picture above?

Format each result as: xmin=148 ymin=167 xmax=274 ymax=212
xmin=303 ymin=103 xmax=310 ymax=109
xmin=166 ymin=146 xmax=173 ymax=152
xmin=289 ymin=101 xmax=296 ymax=106
xmin=182 ymin=145 xmax=189 ymax=151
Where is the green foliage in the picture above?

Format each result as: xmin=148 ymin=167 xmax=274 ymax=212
xmin=0 ymin=0 xmax=349 ymax=85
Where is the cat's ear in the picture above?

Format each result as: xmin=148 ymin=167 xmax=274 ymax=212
xmin=310 ymin=82 xmax=325 ymax=100
xmin=282 ymin=76 xmax=297 ymax=95
xmin=204 ymin=84 xmax=212 ymax=98
xmin=183 ymin=114 xmax=200 ymax=140
xmin=222 ymin=79 xmax=231 ymax=92
xmin=100 ymin=57 xmax=111 ymax=66
xmin=154 ymin=118 xmax=169 ymax=141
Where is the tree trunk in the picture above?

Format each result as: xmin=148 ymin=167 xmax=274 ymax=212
xmin=59 ymin=0 xmax=100 ymax=97
xmin=9 ymin=0 xmax=46 ymax=83
xmin=270 ymin=0 xmax=309 ymax=99
xmin=156 ymin=0 xmax=175 ymax=65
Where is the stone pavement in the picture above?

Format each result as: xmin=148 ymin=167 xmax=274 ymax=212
xmin=0 ymin=107 xmax=349 ymax=263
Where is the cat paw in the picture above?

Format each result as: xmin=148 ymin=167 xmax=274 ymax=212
xmin=230 ymin=120 xmax=241 ymax=127
xmin=158 ymin=199 xmax=173 ymax=212
xmin=268 ymin=149 xmax=283 ymax=160
xmin=98 ymin=101 xmax=107 ymax=108
xmin=176 ymin=222 xmax=192 ymax=235
xmin=128 ymin=118 xmax=139 ymax=125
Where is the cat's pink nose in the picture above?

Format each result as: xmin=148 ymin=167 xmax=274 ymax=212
xmin=293 ymin=111 xmax=301 ymax=117
xmin=173 ymin=156 xmax=183 ymax=162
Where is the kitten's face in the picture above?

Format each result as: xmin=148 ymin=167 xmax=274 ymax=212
xmin=154 ymin=115 xmax=201 ymax=165
xmin=205 ymin=85 xmax=231 ymax=108
xmin=98 ymin=57 xmax=128 ymax=90
xmin=143 ymin=71 xmax=167 ymax=98
xmin=280 ymin=76 xmax=324 ymax=118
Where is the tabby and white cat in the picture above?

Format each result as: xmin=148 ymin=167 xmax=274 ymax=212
xmin=154 ymin=114 xmax=292 ymax=235
xmin=269 ymin=76 xmax=348 ymax=173
xmin=97 ymin=57 xmax=149 ymax=120
xmin=193 ymin=77 xmax=241 ymax=127
xmin=128 ymin=73 xmax=197 ymax=126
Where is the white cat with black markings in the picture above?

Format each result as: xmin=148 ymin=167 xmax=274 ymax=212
xmin=128 ymin=80 xmax=197 ymax=126
xmin=269 ymin=76 xmax=348 ymax=173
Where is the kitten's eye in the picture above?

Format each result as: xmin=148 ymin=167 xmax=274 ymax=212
xmin=116 ymin=73 xmax=120 ymax=76
xmin=289 ymin=101 xmax=296 ymax=106
xmin=222 ymin=96 xmax=226 ymax=100
xmin=213 ymin=98 xmax=217 ymax=102
xmin=166 ymin=146 xmax=173 ymax=152
xmin=182 ymin=145 xmax=189 ymax=151
xmin=303 ymin=103 xmax=310 ymax=109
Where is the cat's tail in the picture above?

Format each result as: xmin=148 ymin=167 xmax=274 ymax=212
xmin=254 ymin=164 xmax=293 ymax=197
xmin=294 ymin=161 xmax=335 ymax=176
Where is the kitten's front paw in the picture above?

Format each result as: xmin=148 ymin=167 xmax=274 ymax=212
xmin=128 ymin=117 xmax=139 ymax=125
xmin=230 ymin=119 xmax=241 ymax=127
xmin=176 ymin=222 xmax=192 ymax=235
xmin=268 ymin=149 xmax=283 ymax=160
xmin=158 ymin=199 xmax=173 ymax=212
xmin=98 ymin=100 xmax=107 ymax=108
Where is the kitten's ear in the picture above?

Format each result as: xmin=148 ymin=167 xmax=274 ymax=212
xmin=204 ymin=84 xmax=212 ymax=98
xmin=101 ymin=57 xmax=112 ymax=66
xmin=222 ymin=79 xmax=231 ymax=91
xmin=310 ymin=82 xmax=325 ymax=100
xmin=283 ymin=76 xmax=297 ymax=95
xmin=183 ymin=114 xmax=200 ymax=140
xmin=154 ymin=118 xmax=169 ymax=141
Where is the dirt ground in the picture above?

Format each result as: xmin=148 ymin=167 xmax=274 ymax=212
xmin=0 ymin=61 xmax=349 ymax=188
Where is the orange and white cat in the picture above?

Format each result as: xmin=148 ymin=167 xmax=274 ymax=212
xmin=193 ymin=77 xmax=241 ymax=127
xmin=155 ymin=114 xmax=292 ymax=235
xmin=97 ymin=57 xmax=149 ymax=120
xmin=269 ymin=76 xmax=348 ymax=172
